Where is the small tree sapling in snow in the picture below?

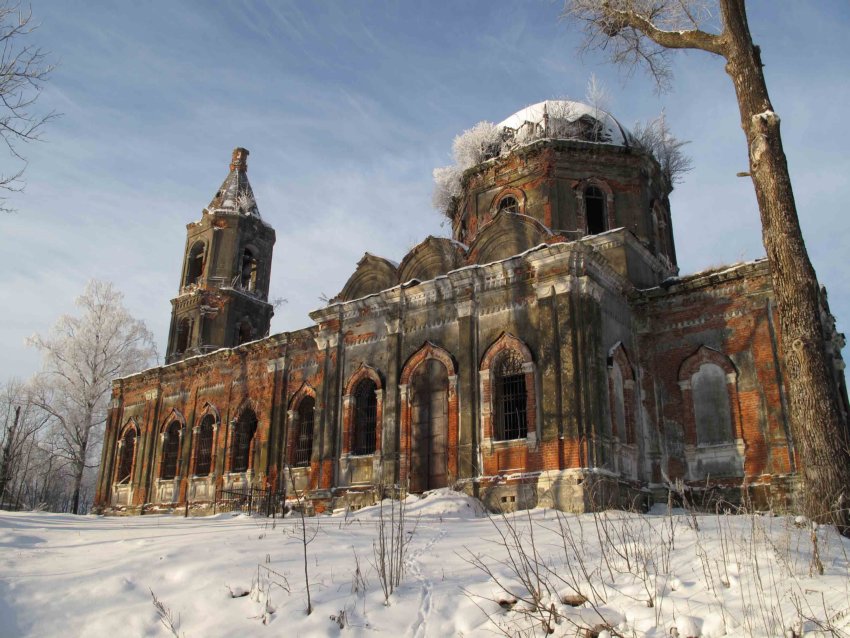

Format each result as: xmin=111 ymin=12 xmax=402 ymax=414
xmin=288 ymin=472 xmax=317 ymax=615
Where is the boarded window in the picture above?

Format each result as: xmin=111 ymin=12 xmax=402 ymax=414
xmin=353 ymin=379 xmax=377 ymax=455
xmin=585 ymin=186 xmax=607 ymax=235
xmin=231 ymin=410 xmax=257 ymax=473
xmin=117 ymin=429 xmax=136 ymax=483
xmin=610 ymin=363 xmax=625 ymax=441
xmin=194 ymin=415 xmax=215 ymax=476
xmin=692 ymin=363 xmax=733 ymax=445
xmin=495 ymin=351 xmax=528 ymax=440
xmin=293 ymin=396 xmax=315 ymax=467
xmin=160 ymin=421 xmax=181 ymax=480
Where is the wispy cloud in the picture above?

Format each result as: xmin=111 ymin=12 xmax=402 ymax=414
xmin=2 ymin=1 xmax=849 ymax=380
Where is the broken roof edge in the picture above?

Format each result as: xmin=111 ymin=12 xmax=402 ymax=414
xmin=635 ymin=257 xmax=770 ymax=299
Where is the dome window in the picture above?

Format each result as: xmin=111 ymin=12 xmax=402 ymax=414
xmin=497 ymin=195 xmax=519 ymax=214
xmin=585 ymin=186 xmax=607 ymax=235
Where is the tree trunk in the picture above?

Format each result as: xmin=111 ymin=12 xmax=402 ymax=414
xmin=720 ymin=0 xmax=850 ymax=529
xmin=0 ymin=405 xmax=20 ymax=504
xmin=71 ymin=424 xmax=90 ymax=515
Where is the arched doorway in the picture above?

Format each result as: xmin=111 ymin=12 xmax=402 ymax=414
xmin=409 ymin=359 xmax=449 ymax=492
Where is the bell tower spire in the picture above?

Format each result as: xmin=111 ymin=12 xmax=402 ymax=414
xmin=166 ymin=148 xmax=276 ymax=363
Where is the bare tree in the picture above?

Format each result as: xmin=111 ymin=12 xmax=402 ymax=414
xmin=0 ymin=379 xmax=50 ymax=508
xmin=27 ymin=280 xmax=157 ymax=514
xmin=0 ymin=1 xmax=57 ymax=211
xmin=563 ymin=0 xmax=850 ymax=533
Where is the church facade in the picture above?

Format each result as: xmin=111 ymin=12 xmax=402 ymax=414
xmin=93 ymin=101 xmax=848 ymax=515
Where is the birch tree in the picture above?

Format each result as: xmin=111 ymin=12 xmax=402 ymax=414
xmin=562 ymin=0 xmax=850 ymax=531
xmin=27 ymin=280 xmax=157 ymax=514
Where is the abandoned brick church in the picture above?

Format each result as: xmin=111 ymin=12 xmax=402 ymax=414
xmin=93 ymin=100 xmax=848 ymax=515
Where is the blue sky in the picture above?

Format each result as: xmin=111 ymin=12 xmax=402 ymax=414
xmin=2 ymin=1 xmax=850 ymax=379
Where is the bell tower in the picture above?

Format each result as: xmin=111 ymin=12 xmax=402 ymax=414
xmin=166 ymin=148 xmax=276 ymax=364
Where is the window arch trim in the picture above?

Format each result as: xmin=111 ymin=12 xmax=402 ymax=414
xmin=114 ymin=420 xmax=140 ymax=485
xmin=678 ymin=346 xmax=741 ymax=448
xmin=342 ymin=364 xmax=384 ymax=456
xmin=398 ymin=342 xmax=460 ymax=487
xmin=227 ymin=403 xmax=259 ymax=474
xmin=489 ymin=187 xmax=527 ymax=217
xmin=286 ymin=383 xmax=318 ymax=468
xmin=152 ymin=409 xmax=186 ymax=482
xmin=184 ymin=240 xmax=206 ymax=287
xmin=190 ymin=402 xmax=220 ymax=477
xmin=574 ymin=178 xmax=616 ymax=235
xmin=479 ymin=333 xmax=537 ymax=446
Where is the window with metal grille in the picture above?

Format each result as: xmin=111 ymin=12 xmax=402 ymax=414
xmin=495 ymin=351 xmax=528 ymax=440
xmin=194 ymin=415 xmax=215 ymax=476
xmin=585 ymin=186 xmax=607 ymax=235
xmin=293 ymin=396 xmax=315 ymax=467
xmin=117 ymin=429 xmax=136 ymax=483
xmin=498 ymin=195 xmax=519 ymax=214
xmin=160 ymin=421 xmax=181 ymax=479
xmin=353 ymin=379 xmax=377 ymax=455
xmin=231 ymin=411 xmax=257 ymax=473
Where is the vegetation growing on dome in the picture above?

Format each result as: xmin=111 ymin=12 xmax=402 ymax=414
xmin=432 ymin=98 xmax=693 ymax=217
xmin=631 ymin=112 xmax=694 ymax=186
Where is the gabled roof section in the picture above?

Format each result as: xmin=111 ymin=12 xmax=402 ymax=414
xmin=398 ymin=236 xmax=467 ymax=284
xmin=335 ymin=253 xmax=399 ymax=302
xmin=207 ymin=147 xmax=261 ymax=218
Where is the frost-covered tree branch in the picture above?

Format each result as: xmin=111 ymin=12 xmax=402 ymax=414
xmin=432 ymin=121 xmax=502 ymax=218
xmin=563 ymin=0 xmax=724 ymax=90
xmin=0 ymin=1 xmax=58 ymax=211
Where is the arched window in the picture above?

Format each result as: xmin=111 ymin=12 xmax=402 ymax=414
xmin=175 ymin=318 xmax=191 ymax=354
xmin=585 ymin=186 xmax=607 ymax=235
xmin=160 ymin=421 xmax=181 ymax=480
xmin=116 ymin=428 xmax=136 ymax=483
xmin=185 ymin=241 xmax=205 ymax=286
xmin=497 ymin=195 xmax=519 ymax=214
xmin=231 ymin=410 xmax=257 ymax=473
xmin=692 ymin=363 xmax=734 ymax=445
xmin=353 ymin=379 xmax=377 ymax=455
xmin=293 ymin=396 xmax=315 ymax=467
xmin=240 ymin=248 xmax=258 ymax=291
xmin=494 ymin=350 xmax=528 ymax=440
xmin=194 ymin=414 xmax=215 ymax=476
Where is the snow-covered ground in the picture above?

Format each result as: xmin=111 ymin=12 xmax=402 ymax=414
xmin=1 ymin=490 xmax=849 ymax=637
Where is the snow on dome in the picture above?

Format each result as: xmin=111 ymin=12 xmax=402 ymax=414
xmin=498 ymin=100 xmax=632 ymax=147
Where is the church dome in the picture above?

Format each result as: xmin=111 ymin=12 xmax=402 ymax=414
xmin=498 ymin=100 xmax=632 ymax=147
